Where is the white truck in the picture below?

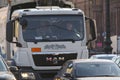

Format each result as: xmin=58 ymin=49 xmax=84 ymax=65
xmin=0 ymin=0 xmax=96 ymax=80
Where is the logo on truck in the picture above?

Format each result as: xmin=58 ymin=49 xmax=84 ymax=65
xmin=46 ymin=57 xmax=65 ymax=64
xmin=44 ymin=44 xmax=66 ymax=50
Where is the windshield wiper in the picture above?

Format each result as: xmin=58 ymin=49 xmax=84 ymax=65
xmin=59 ymin=39 xmax=75 ymax=43
xmin=94 ymin=75 xmax=118 ymax=77
xmin=40 ymin=39 xmax=53 ymax=41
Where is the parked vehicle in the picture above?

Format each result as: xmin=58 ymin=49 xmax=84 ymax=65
xmin=90 ymin=54 xmax=117 ymax=60
xmin=0 ymin=0 xmax=96 ymax=79
xmin=54 ymin=59 xmax=120 ymax=80
xmin=0 ymin=55 xmax=16 ymax=80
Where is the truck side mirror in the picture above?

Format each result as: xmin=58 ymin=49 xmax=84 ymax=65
xmin=85 ymin=17 xmax=97 ymax=45
xmin=89 ymin=19 xmax=97 ymax=41
xmin=6 ymin=21 xmax=14 ymax=42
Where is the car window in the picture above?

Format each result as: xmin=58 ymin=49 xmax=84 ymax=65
xmin=0 ymin=58 xmax=8 ymax=71
xmin=115 ymin=58 xmax=120 ymax=64
xmin=115 ymin=57 xmax=120 ymax=67
xmin=75 ymin=62 xmax=120 ymax=77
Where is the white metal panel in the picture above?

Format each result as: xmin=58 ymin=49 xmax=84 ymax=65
xmin=111 ymin=35 xmax=117 ymax=53
xmin=117 ymin=37 xmax=120 ymax=54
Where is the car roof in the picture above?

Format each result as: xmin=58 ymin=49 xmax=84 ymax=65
xmin=91 ymin=54 xmax=117 ymax=57
xmin=69 ymin=59 xmax=114 ymax=64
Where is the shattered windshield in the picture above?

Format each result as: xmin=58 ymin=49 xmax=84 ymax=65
xmin=22 ymin=15 xmax=84 ymax=42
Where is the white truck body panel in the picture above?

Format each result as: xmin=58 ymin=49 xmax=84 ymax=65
xmin=15 ymin=41 xmax=88 ymax=70
xmin=111 ymin=35 xmax=120 ymax=54
xmin=117 ymin=37 xmax=120 ymax=53
xmin=111 ymin=35 xmax=117 ymax=53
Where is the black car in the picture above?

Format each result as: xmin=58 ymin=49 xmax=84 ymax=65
xmin=0 ymin=55 xmax=16 ymax=80
xmin=54 ymin=59 xmax=120 ymax=80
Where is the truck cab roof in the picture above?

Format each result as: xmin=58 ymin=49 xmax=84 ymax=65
xmin=12 ymin=7 xmax=84 ymax=17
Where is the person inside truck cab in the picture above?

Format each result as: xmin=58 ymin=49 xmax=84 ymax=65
xmin=61 ymin=22 xmax=81 ymax=40
xmin=36 ymin=21 xmax=52 ymax=38
xmin=63 ymin=22 xmax=77 ymax=39
xmin=66 ymin=23 xmax=73 ymax=31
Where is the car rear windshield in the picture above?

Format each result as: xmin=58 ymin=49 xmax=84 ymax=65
xmin=75 ymin=62 xmax=120 ymax=77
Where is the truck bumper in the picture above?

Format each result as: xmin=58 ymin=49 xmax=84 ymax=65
xmin=13 ymin=67 xmax=58 ymax=80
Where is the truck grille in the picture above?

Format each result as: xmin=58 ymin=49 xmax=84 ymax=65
xmin=32 ymin=53 xmax=77 ymax=66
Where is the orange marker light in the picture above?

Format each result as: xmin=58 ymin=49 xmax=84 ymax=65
xmin=31 ymin=48 xmax=41 ymax=52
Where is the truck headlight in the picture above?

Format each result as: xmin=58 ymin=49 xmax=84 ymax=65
xmin=21 ymin=72 xmax=35 ymax=80
xmin=54 ymin=77 xmax=62 ymax=80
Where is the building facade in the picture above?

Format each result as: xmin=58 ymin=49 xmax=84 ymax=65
xmin=110 ymin=0 xmax=120 ymax=36
xmin=1 ymin=0 xmax=120 ymax=51
xmin=71 ymin=0 xmax=120 ymax=51
xmin=0 ymin=0 xmax=7 ymax=7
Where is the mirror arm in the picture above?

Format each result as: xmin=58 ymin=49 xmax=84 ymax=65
xmin=12 ymin=42 xmax=22 ymax=47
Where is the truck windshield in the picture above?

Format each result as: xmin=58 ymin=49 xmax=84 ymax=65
xmin=22 ymin=15 xmax=84 ymax=42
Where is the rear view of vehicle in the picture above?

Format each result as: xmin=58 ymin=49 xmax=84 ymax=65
xmin=54 ymin=59 xmax=120 ymax=80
